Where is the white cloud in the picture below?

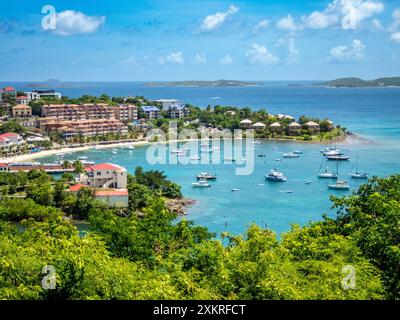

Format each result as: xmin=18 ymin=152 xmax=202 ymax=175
xmin=246 ymin=43 xmax=279 ymax=65
xmin=328 ymin=39 xmax=366 ymax=62
xmin=200 ymin=5 xmax=239 ymax=31
xmin=52 ymin=10 xmax=105 ymax=36
xmin=253 ymin=19 xmax=269 ymax=33
xmin=158 ymin=52 xmax=184 ymax=64
xmin=192 ymin=53 xmax=207 ymax=64
xmin=371 ymin=18 xmax=383 ymax=30
xmin=390 ymin=9 xmax=400 ymax=31
xmin=276 ymin=15 xmax=300 ymax=31
xmin=220 ymin=54 xmax=234 ymax=65
xmin=277 ymin=38 xmax=299 ymax=63
xmin=301 ymin=0 xmax=384 ymax=30
xmin=390 ymin=32 xmax=400 ymax=44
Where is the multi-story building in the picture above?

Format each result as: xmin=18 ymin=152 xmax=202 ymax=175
xmin=141 ymin=106 xmax=160 ymax=119
xmin=0 ymin=132 xmax=23 ymax=146
xmin=41 ymin=104 xmax=86 ymax=120
xmin=26 ymin=90 xmax=61 ymax=101
xmin=12 ymin=104 xmax=32 ymax=118
xmin=167 ymin=104 xmax=190 ymax=119
xmin=154 ymin=99 xmax=179 ymax=109
xmin=114 ymin=104 xmax=138 ymax=122
xmin=82 ymin=103 xmax=116 ymax=120
xmin=1 ymin=86 xmax=17 ymax=97
xmin=16 ymin=96 xmax=29 ymax=105
xmin=80 ymin=163 xmax=128 ymax=189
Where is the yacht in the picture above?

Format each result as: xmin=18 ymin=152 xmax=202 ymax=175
xmin=283 ymin=152 xmax=300 ymax=158
xmin=196 ymin=172 xmax=217 ymax=181
xmin=258 ymin=153 xmax=266 ymax=157
xmin=328 ymin=180 xmax=350 ymax=190
xmin=349 ymin=157 xmax=369 ymax=179
xmin=326 ymin=155 xmax=350 ymax=161
xmin=192 ymin=180 xmax=211 ymax=188
xmin=265 ymin=169 xmax=287 ymax=182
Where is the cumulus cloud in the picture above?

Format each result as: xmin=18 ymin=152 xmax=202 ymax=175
xmin=246 ymin=43 xmax=279 ymax=65
xmin=276 ymin=15 xmax=300 ymax=31
xmin=191 ymin=53 xmax=207 ymax=64
xmin=158 ymin=52 xmax=184 ymax=64
xmin=52 ymin=10 xmax=105 ymax=35
xmin=200 ymin=5 xmax=239 ymax=31
xmin=327 ymin=39 xmax=366 ymax=62
xmin=253 ymin=19 xmax=269 ymax=33
xmin=390 ymin=32 xmax=400 ymax=44
xmin=277 ymin=38 xmax=299 ymax=63
xmin=301 ymin=0 xmax=384 ymax=30
xmin=220 ymin=54 xmax=234 ymax=65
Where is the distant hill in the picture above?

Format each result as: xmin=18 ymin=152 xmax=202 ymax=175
xmin=145 ymin=79 xmax=260 ymax=87
xmin=315 ymin=77 xmax=400 ymax=88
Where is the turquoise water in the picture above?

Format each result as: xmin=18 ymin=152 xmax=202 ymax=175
xmin=15 ymin=82 xmax=400 ymax=236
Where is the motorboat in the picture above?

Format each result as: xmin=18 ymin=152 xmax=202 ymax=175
xmin=192 ymin=180 xmax=211 ymax=188
xmin=283 ymin=152 xmax=300 ymax=158
xmin=258 ymin=153 xmax=266 ymax=157
xmin=326 ymin=155 xmax=350 ymax=161
xmin=265 ymin=169 xmax=287 ymax=182
xmin=231 ymin=188 xmax=239 ymax=192
xmin=196 ymin=172 xmax=217 ymax=181
xmin=77 ymin=156 xmax=88 ymax=160
xmin=328 ymin=180 xmax=350 ymax=190
xmin=293 ymin=151 xmax=303 ymax=154
xmin=190 ymin=155 xmax=201 ymax=160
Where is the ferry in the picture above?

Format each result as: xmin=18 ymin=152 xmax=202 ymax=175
xmin=265 ymin=169 xmax=287 ymax=182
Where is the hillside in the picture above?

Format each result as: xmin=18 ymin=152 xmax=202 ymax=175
xmin=315 ymin=77 xmax=400 ymax=88
xmin=145 ymin=79 xmax=260 ymax=87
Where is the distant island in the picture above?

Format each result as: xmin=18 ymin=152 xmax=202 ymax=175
xmin=314 ymin=77 xmax=400 ymax=88
xmin=144 ymin=79 xmax=261 ymax=87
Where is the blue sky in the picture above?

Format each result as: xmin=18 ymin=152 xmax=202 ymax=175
xmin=1 ymin=0 xmax=400 ymax=81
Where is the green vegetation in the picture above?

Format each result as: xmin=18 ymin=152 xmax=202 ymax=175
xmin=0 ymin=169 xmax=400 ymax=299
xmin=315 ymin=77 xmax=400 ymax=88
xmin=145 ymin=80 xmax=261 ymax=87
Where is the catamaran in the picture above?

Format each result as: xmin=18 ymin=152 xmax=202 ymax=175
xmin=265 ymin=169 xmax=287 ymax=182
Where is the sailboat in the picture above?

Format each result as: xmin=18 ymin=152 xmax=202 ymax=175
xmin=328 ymin=161 xmax=350 ymax=190
xmin=349 ymin=157 xmax=369 ymax=179
xmin=318 ymin=160 xmax=338 ymax=179
xmin=196 ymin=165 xmax=217 ymax=180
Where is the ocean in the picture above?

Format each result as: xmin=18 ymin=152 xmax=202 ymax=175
xmin=4 ymin=81 xmax=400 ymax=235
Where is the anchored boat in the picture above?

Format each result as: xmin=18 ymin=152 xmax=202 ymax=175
xmin=265 ymin=169 xmax=287 ymax=182
xmin=192 ymin=180 xmax=211 ymax=188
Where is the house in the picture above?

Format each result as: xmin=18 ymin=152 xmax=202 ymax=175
xmin=304 ymin=121 xmax=320 ymax=134
xmin=167 ymin=104 xmax=190 ymax=119
xmin=252 ymin=122 xmax=266 ymax=131
xmin=2 ymin=86 xmax=16 ymax=96
xmin=0 ymin=163 xmax=9 ymax=172
xmin=240 ymin=119 xmax=253 ymax=129
xmin=80 ymin=163 xmax=128 ymax=189
xmin=0 ymin=132 xmax=23 ymax=145
xmin=26 ymin=90 xmax=61 ymax=101
xmin=12 ymin=104 xmax=32 ymax=118
xmin=287 ymin=121 xmax=302 ymax=135
xmin=16 ymin=96 xmax=29 ymax=105
xmin=141 ymin=106 xmax=160 ymax=119
xmin=269 ymin=122 xmax=282 ymax=132
xmin=68 ymin=184 xmax=129 ymax=208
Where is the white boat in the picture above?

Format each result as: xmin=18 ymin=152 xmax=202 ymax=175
xmin=81 ymin=160 xmax=95 ymax=165
xmin=265 ymin=169 xmax=287 ymax=182
xmin=349 ymin=157 xmax=369 ymax=179
xmin=326 ymin=155 xmax=350 ymax=161
xmin=190 ymin=155 xmax=201 ymax=160
xmin=323 ymin=149 xmax=341 ymax=156
xmin=77 ymin=156 xmax=88 ymax=160
xmin=192 ymin=180 xmax=211 ymax=188
xmin=252 ymin=141 xmax=262 ymax=145
xmin=123 ymin=145 xmax=135 ymax=150
xmin=200 ymin=148 xmax=213 ymax=153
xmin=318 ymin=160 xmax=338 ymax=179
xmin=112 ymin=151 xmax=118 ymax=155
xmin=328 ymin=180 xmax=350 ymax=190
xmin=231 ymin=188 xmax=239 ymax=192
xmin=196 ymin=172 xmax=217 ymax=181
xmin=211 ymin=146 xmax=220 ymax=150
xmin=283 ymin=152 xmax=299 ymax=158
xmin=55 ymin=153 xmax=65 ymax=157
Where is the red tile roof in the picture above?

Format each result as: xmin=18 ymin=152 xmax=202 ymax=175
xmin=85 ymin=163 xmax=125 ymax=172
xmin=69 ymin=184 xmax=87 ymax=192
xmin=95 ymin=189 xmax=128 ymax=197
xmin=16 ymin=95 xmax=28 ymax=99
xmin=4 ymin=86 xmax=15 ymax=91
xmin=0 ymin=163 xmax=8 ymax=167
xmin=0 ymin=132 xmax=20 ymax=138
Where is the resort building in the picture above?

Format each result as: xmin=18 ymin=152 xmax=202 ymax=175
xmin=252 ymin=122 xmax=266 ymax=131
xmin=0 ymin=132 xmax=23 ymax=146
xmin=240 ymin=119 xmax=253 ymax=129
xmin=40 ymin=118 xmax=128 ymax=140
xmin=304 ymin=121 xmax=320 ymax=134
xmin=1 ymin=86 xmax=17 ymax=97
xmin=287 ymin=121 xmax=302 ymax=135
xmin=167 ymin=104 xmax=190 ymax=119
xmin=114 ymin=104 xmax=138 ymax=122
xmin=41 ymin=104 xmax=86 ymax=120
xmin=26 ymin=90 xmax=61 ymax=101
xmin=141 ymin=106 xmax=160 ymax=119
xmin=269 ymin=122 xmax=282 ymax=132
xmin=12 ymin=104 xmax=32 ymax=118
xmin=16 ymin=96 xmax=29 ymax=105
xmin=80 ymin=163 xmax=128 ymax=189
xmin=154 ymin=99 xmax=180 ymax=109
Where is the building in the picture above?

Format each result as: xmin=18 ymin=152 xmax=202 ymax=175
xmin=167 ymin=104 xmax=190 ymax=119
xmin=154 ymin=99 xmax=179 ymax=109
xmin=287 ymin=121 xmax=302 ymax=135
xmin=41 ymin=118 xmax=128 ymax=140
xmin=0 ymin=163 xmax=9 ymax=172
xmin=2 ymin=86 xmax=17 ymax=96
xmin=141 ymin=106 xmax=160 ymax=119
xmin=0 ymin=132 xmax=23 ymax=146
xmin=240 ymin=119 xmax=253 ymax=129
xmin=80 ymin=163 xmax=128 ymax=189
xmin=304 ymin=121 xmax=320 ymax=134
xmin=41 ymin=104 xmax=86 ymax=120
xmin=26 ymin=90 xmax=61 ymax=101
xmin=12 ymin=104 xmax=32 ymax=118
xmin=269 ymin=122 xmax=282 ymax=132
xmin=252 ymin=122 xmax=266 ymax=131
xmin=114 ymin=104 xmax=138 ymax=122
xmin=16 ymin=96 xmax=29 ymax=105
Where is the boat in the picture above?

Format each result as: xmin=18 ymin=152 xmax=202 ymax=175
xmin=112 ymin=151 xmax=118 ymax=155
xmin=211 ymin=146 xmax=220 ymax=150
xmin=275 ymin=158 xmax=281 ymax=162
xmin=200 ymin=148 xmax=213 ymax=153
xmin=192 ymin=180 xmax=211 ymax=188
xmin=328 ymin=180 xmax=350 ymax=190
xmin=349 ymin=157 xmax=369 ymax=179
xmin=265 ymin=169 xmax=287 ymax=182
xmin=258 ymin=153 xmax=266 ymax=157
xmin=77 ymin=156 xmax=88 ymax=160
xmin=123 ymin=145 xmax=135 ymax=150
xmin=318 ymin=160 xmax=338 ymax=179
xmin=196 ymin=172 xmax=217 ymax=180
xmin=323 ymin=149 xmax=341 ymax=156
xmin=81 ymin=160 xmax=95 ymax=165
xmin=252 ymin=141 xmax=262 ymax=145
xmin=231 ymin=188 xmax=239 ymax=192
xmin=326 ymin=155 xmax=350 ymax=161
xmin=293 ymin=151 xmax=303 ymax=154
xmin=305 ymin=181 xmax=313 ymax=184
xmin=190 ymin=155 xmax=201 ymax=160
xmin=224 ymin=158 xmax=236 ymax=162
xmin=283 ymin=152 xmax=300 ymax=158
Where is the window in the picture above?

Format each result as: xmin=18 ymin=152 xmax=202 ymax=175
xmin=97 ymin=172 xmax=101 ymax=176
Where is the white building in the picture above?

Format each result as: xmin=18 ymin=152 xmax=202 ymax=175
xmin=240 ymin=119 xmax=253 ymax=129
xmin=167 ymin=104 xmax=190 ymax=119
xmin=80 ymin=163 xmax=128 ymax=189
xmin=141 ymin=106 xmax=160 ymax=119
xmin=154 ymin=99 xmax=180 ymax=109
xmin=0 ymin=132 xmax=23 ymax=146
xmin=25 ymin=90 xmax=61 ymax=101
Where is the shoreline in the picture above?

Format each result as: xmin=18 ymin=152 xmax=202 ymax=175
xmin=0 ymin=133 xmax=358 ymax=163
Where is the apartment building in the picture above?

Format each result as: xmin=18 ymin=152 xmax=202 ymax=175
xmin=26 ymin=90 xmax=61 ymax=101
xmin=114 ymin=104 xmax=138 ymax=122
xmin=141 ymin=105 xmax=160 ymax=119
xmin=41 ymin=104 xmax=86 ymax=120
xmin=12 ymin=104 xmax=32 ymax=118
xmin=167 ymin=104 xmax=190 ymax=119
xmin=80 ymin=163 xmax=128 ymax=189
